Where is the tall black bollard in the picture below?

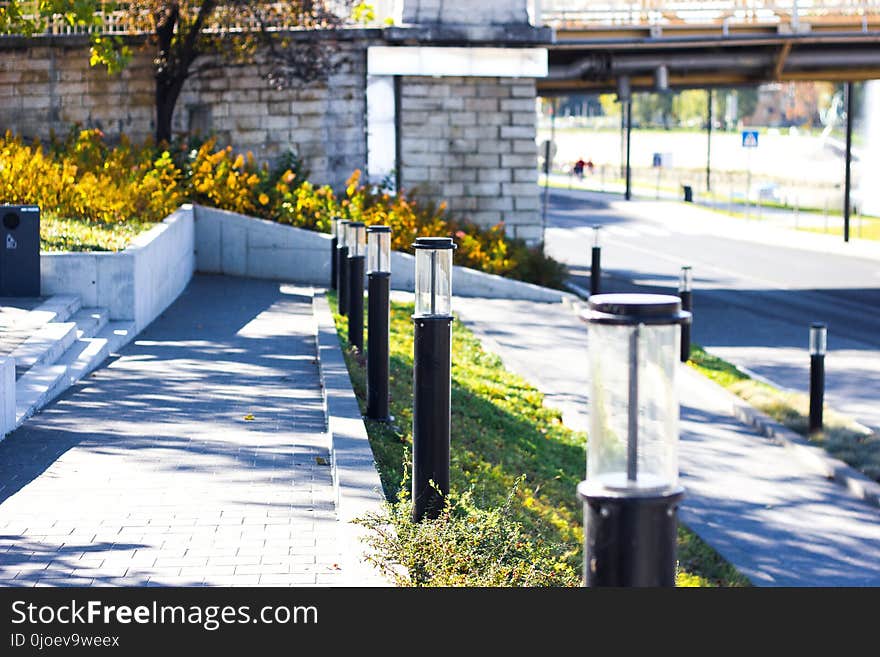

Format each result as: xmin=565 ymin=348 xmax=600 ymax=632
xmin=590 ymin=226 xmax=601 ymax=297
xmin=411 ymin=237 xmax=456 ymax=522
xmin=337 ymin=220 xmax=350 ymax=316
xmin=347 ymin=222 xmax=366 ymax=350
xmin=678 ymin=266 xmax=693 ymax=363
xmin=366 ymin=225 xmax=392 ymax=421
xmin=330 ymin=217 xmax=339 ymax=291
xmin=809 ymin=322 xmax=827 ymax=435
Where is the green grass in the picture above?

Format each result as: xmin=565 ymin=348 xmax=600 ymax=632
xmin=689 ymin=345 xmax=880 ymax=482
xmin=40 ymin=213 xmax=155 ymax=252
xmin=330 ymin=291 xmax=749 ymax=587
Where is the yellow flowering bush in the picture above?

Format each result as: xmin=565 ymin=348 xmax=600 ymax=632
xmin=0 ymin=129 xmax=566 ymax=286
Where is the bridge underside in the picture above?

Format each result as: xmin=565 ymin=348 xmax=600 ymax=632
xmin=542 ymin=24 xmax=880 ymax=94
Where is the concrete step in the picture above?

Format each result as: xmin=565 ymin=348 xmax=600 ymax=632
xmin=21 ymin=295 xmax=81 ymax=328
xmin=10 ymin=321 xmax=78 ymax=374
xmin=13 ymin=320 xmax=137 ymax=429
xmin=15 ymin=364 xmax=67 ymax=426
xmin=70 ymin=307 xmax=110 ymax=340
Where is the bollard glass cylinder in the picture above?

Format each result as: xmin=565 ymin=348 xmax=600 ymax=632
xmin=593 ymin=226 xmax=601 ymax=247
xmin=331 ymin=216 xmax=340 ymax=239
xmin=348 ymin=222 xmax=366 ymax=257
xmin=367 ymin=225 xmax=391 ymax=274
xmin=810 ymin=322 xmax=827 ymax=356
xmin=413 ymin=237 xmax=456 ymax=317
xmin=338 ymin=220 xmax=350 ymax=248
xmin=679 ymin=266 xmax=692 ymax=293
xmin=585 ymin=294 xmax=691 ymax=494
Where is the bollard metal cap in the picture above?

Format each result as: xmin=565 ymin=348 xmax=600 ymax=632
xmin=413 ymin=236 xmax=456 ymax=250
xmin=586 ymin=293 xmax=691 ymax=326
xmin=367 ymin=225 xmax=391 ymax=233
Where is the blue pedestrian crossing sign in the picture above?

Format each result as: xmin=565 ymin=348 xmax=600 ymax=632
xmin=741 ymin=130 xmax=759 ymax=148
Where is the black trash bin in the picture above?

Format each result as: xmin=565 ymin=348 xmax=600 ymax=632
xmin=682 ymin=185 xmax=693 ymax=203
xmin=0 ymin=205 xmax=40 ymax=297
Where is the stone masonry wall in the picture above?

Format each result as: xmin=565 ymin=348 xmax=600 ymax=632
xmin=0 ymin=40 xmax=367 ymax=190
xmin=398 ymin=75 xmax=540 ymax=242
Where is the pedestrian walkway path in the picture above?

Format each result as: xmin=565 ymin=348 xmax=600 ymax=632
xmin=0 ymin=275 xmax=385 ymax=586
xmin=453 ymin=296 xmax=880 ymax=586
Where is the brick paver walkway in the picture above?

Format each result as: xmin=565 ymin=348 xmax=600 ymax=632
xmin=0 ymin=275 xmax=344 ymax=586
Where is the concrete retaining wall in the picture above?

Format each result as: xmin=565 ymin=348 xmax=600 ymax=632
xmin=194 ymin=204 xmax=568 ymax=302
xmin=193 ymin=205 xmax=332 ymax=286
xmin=0 ymin=357 xmax=14 ymax=438
xmin=41 ymin=205 xmax=196 ymax=332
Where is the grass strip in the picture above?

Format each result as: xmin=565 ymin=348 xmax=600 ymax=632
xmin=40 ymin=213 xmax=155 ymax=252
xmin=688 ymin=345 xmax=880 ymax=482
xmin=329 ymin=291 xmax=749 ymax=587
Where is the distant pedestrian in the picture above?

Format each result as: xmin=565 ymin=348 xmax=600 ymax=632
xmin=573 ymin=158 xmax=586 ymax=180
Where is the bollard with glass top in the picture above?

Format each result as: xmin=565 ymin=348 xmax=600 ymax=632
xmin=329 ymin=217 xmax=339 ymax=291
xmin=809 ymin=322 xmax=827 ymax=435
xmin=411 ymin=237 xmax=456 ymax=522
xmin=578 ymin=293 xmax=691 ymax=587
xmin=337 ymin=220 xmax=350 ymax=316
xmin=366 ymin=225 xmax=392 ymax=421
xmin=678 ymin=266 xmax=693 ymax=363
xmin=590 ymin=226 xmax=602 ymax=296
xmin=347 ymin=222 xmax=366 ymax=351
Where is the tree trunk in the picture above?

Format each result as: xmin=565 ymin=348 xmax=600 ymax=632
xmin=155 ymin=73 xmax=184 ymax=145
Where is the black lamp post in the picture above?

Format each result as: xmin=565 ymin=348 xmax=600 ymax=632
xmin=347 ymin=221 xmax=366 ymax=351
xmin=809 ymin=322 xmax=827 ymax=435
xmin=337 ymin=220 xmax=350 ymax=316
xmin=411 ymin=236 xmax=456 ymax=522
xmin=590 ymin=226 xmax=602 ymax=296
xmin=678 ymin=266 xmax=693 ymax=363
xmin=579 ymin=293 xmax=691 ymax=587
xmin=330 ymin=216 xmax=339 ymax=291
xmin=366 ymin=225 xmax=392 ymax=421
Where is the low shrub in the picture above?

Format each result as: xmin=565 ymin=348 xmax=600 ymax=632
xmin=1 ymin=129 xmax=567 ymax=287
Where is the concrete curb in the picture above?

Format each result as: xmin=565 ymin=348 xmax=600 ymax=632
xmin=560 ymin=281 xmax=880 ymax=509
xmin=728 ymin=392 xmax=880 ymax=508
xmin=312 ymin=291 xmax=390 ymax=586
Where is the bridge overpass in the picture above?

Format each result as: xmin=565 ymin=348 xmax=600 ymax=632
xmin=539 ymin=1 xmax=880 ymax=94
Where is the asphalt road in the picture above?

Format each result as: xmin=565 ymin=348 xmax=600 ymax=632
xmin=544 ymin=189 xmax=880 ymax=430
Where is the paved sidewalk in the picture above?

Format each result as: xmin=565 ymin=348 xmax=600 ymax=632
xmin=0 ymin=275 xmax=353 ymax=586
xmin=453 ymin=296 xmax=880 ymax=586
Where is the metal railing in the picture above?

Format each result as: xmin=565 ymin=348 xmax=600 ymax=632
xmin=4 ymin=1 xmax=879 ymax=35
xmin=541 ymin=1 xmax=880 ymax=27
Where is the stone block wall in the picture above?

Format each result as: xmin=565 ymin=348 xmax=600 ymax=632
xmin=0 ymin=39 xmax=368 ymax=190
xmin=0 ymin=44 xmax=155 ymax=144
xmin=1 ymin=38 xmax=543 ymax=241
xmin=398 ymin=75 xmax=540 ymax=242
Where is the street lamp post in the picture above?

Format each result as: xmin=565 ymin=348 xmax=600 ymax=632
xmin=590 ymin=226 xmax=602 ymax=297
xmin=366 ymin=225 xmax=392 ymax=421
xmin=579 ymin=293 xmax=691 ymax=587
xmin=809 ymin=322 xmax=827 ymax=435
xmin=678 ymin=266 xmax=693 ymax=363
xmin=411 ymin=237 xmax=456 ymax=522
xmin=330 ymin=217 xmax=339 ymax=291
xmin=347 ymin=222 xmax=366 ymax=351
xmin=337 ymin=220 xmax=351 ymax=316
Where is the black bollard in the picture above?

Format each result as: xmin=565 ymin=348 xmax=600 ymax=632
xmin=580 ymin=294 xmax=691 ymax=587
xmin=330 ymin=217 xmax=339 ymax=291
xmin=337 ymin=220 xmax=350 ymax=316
xmin=809 ymin=322 xmax=827 ymax=435
xmin=590 ymin=226 xmax=601 ymax=296
xmin=347 ymin=222 xmax=366 ymax=350
xmin=411 ymin=237 xmax=456 ymax=522
xmin=366 ymin=225 xmax=392 ymax=421
xmin=678 ymin=266 xmax=693 ymax=363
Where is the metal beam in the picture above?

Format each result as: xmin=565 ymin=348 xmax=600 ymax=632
xmin=773 ymin=41 xmax=792 ymax=79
